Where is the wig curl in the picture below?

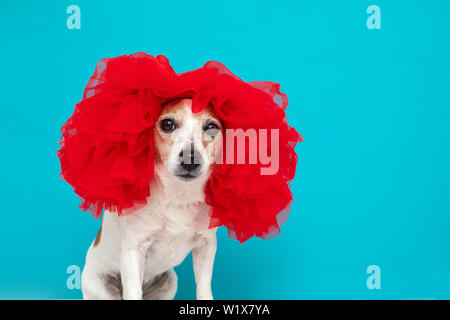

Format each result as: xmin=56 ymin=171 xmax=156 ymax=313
xmin=58 ymin=53 xmax=303 ymax=242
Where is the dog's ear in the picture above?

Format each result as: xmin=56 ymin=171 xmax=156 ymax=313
xmin=58 ymin=54 xmax=173 ymax=218
xmin=204 ymin=73 xmax=303 ymax=243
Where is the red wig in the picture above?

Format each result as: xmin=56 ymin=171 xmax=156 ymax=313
xmin=57 ymin=53 xmax=303 ymax=242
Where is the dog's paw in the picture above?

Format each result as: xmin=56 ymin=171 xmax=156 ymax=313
xmin=196 ymin=289 xmax=213 ymax=300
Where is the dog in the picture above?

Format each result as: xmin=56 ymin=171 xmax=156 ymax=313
xmin=81 ymin=98 xmax=223 ymax=300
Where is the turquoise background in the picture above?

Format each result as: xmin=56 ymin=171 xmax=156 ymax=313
xmin=0 ymin=0 xmax=449 ymax=299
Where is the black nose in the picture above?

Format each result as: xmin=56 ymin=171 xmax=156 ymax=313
xmin=179 ymin=147 xmax=202 ymax=172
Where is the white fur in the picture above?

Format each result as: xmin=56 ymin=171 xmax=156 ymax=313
xmin=81 ymin=99 xmax=220 ymax=300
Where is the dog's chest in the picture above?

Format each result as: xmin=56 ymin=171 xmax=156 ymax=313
xmin=145 ymin=230 xmax=198 ymax=273
xmin=131 ymin=200 xmax=212 ymax=274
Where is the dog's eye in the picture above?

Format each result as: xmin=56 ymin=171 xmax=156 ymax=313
xmin=204 ymin=122 xmax=219 ymax=131
xmin=204 ymin=122 xmax=220 ymax=137
xmin=160 ymin=119 xmax=176 ymax=132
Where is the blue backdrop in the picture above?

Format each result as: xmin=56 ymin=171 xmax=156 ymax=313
xmin=0 ymin=0 xmax=449 ymax=299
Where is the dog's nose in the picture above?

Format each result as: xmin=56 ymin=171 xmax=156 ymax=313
xmin=179 ymin=147 xmax=202 ymax=172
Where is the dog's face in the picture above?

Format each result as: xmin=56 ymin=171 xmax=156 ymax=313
xmin=154 ymin=98 xmax=223 ymax=183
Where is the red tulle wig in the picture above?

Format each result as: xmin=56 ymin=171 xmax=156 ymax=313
xmin=58 ymin=53 xmax=303 ymax=242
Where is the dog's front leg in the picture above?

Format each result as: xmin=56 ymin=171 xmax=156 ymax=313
xmin=192 ymin=233 xmax=217 ymax=300
xmin=120 ymin=242 xmax=149 ymax=300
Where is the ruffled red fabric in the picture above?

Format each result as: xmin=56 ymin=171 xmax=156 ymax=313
xmin=58 ymin=53 xmax=303 ymax=242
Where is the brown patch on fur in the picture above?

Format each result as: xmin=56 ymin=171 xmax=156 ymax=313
xmin=153 ymin=100 xmax=189 ymax=164
xmin=102 ymin=270 xmax=175 ymax=300
xmin=93 ymin=218 xmax=103 ymax=247
xmin=104 ymin=273 xmax=122 ymax=297
xmin=153 ymin=137 xmax=162 ymax=164
xmin=142 ymin=271 xmax=174 ymax=300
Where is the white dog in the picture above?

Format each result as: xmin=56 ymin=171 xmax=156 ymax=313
xmin=81 ymin=98 xmax=223 ymax=300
